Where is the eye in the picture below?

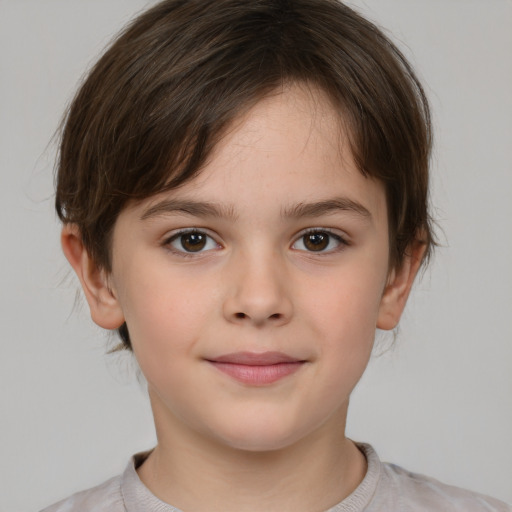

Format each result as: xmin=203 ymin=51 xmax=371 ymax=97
xmin=292 ymin=229 xmax=346 ymax=253
xmin=166 ymin=230 xmax=219 ymax=254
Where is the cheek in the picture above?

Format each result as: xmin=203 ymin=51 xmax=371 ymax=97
xmin=114 ymin=260 xmax=218 ymax=376
xmin=303 ymin=266 xmax=384 ymax=339
xmin=301 ymin=268 xmax=385 ymax=385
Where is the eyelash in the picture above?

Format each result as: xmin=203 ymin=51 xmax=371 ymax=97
xmin=292 ymin=228 xmax=348 ymax=254
xmin=162 ymin=228 xmax=349 ymax=257
xmin=163 ymin=229 xmax=221 ymax=258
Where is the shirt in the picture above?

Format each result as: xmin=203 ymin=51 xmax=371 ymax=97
xmin=41 ymin=444 xmax=511 ymax=511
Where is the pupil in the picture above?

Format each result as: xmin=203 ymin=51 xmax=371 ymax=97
xmin=305 ymin=232 xmax=328 ymax=251
xmin=182 ymin=233 xmax=206 ymax=252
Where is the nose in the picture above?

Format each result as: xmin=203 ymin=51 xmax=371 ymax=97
xmin=223 ymin=251 xmax=293 ymax=327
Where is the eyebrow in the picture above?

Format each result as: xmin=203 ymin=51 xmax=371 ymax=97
xmin=281 ymin=197 xmax=372 ymax=220
xmin=140 ymin=197 xmax=372 ymax=222
xmin=140 ymin=199 xmax=238 ymax=221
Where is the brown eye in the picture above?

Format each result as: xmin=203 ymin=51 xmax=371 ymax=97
xmin=292 ymin=230 xmax=345 ymax=253
xmin=303 ymin=232 xmax=329 ymax=251
xmin=180 ymin=232 xmax=207 ymax=252
xmin=167 ymin=230 xmax=218 ymax=254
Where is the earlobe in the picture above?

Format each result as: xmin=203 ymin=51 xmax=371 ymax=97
xmin=377 ymin=241 xmax=427 ymax=331
xmin=61 ymin=224 xmax=125 ymax=330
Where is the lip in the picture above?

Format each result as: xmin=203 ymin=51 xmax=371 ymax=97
xmin=206 ymin=351 xmax=305 ymax=385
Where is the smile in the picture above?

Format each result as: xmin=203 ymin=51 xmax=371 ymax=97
xmin=206 ymin=351 xmax=306 ymax=385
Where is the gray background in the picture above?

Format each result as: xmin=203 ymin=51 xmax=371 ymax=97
xmin=1 ymin=1 xmax=511 ymax=510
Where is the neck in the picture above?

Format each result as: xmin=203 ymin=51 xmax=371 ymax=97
xmin=137 ymin=394 xmax=367 ymax=512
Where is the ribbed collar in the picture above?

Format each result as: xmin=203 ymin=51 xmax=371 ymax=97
xmin=121 ymin=443 xmax=381 ymax=512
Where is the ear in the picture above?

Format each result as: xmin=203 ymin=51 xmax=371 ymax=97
xmin=377 ymin=240 xmax=427 ymax=331
xmin=61 ymin=224 xmax=125 ymax=330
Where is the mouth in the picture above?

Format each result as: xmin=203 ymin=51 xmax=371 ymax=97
xmin=206 ymin=351 xmax=306 ymax=385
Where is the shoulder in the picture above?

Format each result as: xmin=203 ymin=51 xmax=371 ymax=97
xmin=39 ymin=474 xmax=124 ymax=512
xmin=378 ymin=461 xmax=511 ymax=512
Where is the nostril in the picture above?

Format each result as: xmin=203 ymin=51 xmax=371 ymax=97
xmin=234 ymin=312 xmax=282 ymax=320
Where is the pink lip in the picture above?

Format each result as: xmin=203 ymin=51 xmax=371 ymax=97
xmin=207 ymin=351 xmax=305 ymax=385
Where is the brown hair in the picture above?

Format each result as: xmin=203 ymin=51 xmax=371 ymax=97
xmin=56 ymin=0 xmax=434 ymax=349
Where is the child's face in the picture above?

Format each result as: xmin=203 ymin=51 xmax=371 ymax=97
xmin=76 ymin=84 xmax=416 ymax=452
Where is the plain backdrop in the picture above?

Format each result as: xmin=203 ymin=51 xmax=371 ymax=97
xmin=1 ymin=1 xmax=511 ymax=510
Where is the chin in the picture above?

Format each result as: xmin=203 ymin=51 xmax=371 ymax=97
xmin=207 ymin=415 xmax=313 ymax=454
xmin=219 ymin=434 xmax=300 ymax=453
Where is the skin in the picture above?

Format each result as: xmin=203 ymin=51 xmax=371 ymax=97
xmin=62 ymin=84 xmax=425 ymax=512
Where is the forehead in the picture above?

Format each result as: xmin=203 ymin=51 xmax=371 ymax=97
xmin=213 ymin=84 xmax=346 ymax=175
xmin=129 ymin=84 xmax=387 ymax=226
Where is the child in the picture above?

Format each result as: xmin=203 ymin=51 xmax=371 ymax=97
xmin=42 ymin=0 xmax=511 ymax=510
